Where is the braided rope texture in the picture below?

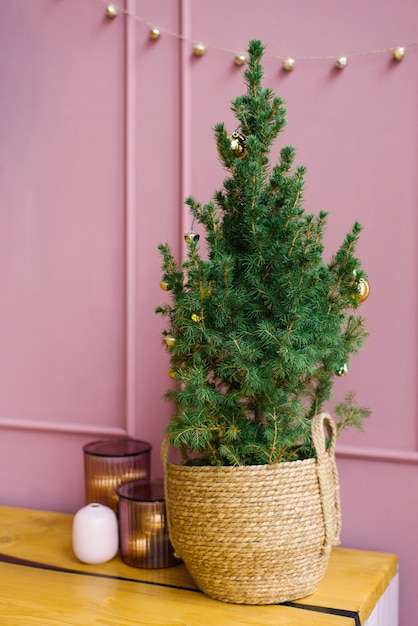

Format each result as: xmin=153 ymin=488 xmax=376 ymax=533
xmin=164 ymin=412 xmax=341 ymax=604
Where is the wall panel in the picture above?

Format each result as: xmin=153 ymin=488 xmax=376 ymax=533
xmin=0 ymin=0 xmax=127 ymax=433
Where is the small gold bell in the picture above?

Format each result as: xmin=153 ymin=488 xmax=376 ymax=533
xmin=184 ymin=232 xmax=200 ymax=244
xmin=228 ymin=131 xmax=247 ymax=158
xmin=336 ymin=363 xmax=349 ymax=377
xmin=357 ymin=278 xmax=370 ymax=303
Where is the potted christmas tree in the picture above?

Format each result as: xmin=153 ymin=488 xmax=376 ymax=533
xmin=157 ymin=40 xmax=369 ymax=605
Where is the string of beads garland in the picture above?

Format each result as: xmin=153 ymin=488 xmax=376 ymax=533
xmin=102 ymin=1 xmax=415 ymax=71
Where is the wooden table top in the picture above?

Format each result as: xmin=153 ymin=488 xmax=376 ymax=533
xmin=0 ymin=506 xmax=397 ymax=625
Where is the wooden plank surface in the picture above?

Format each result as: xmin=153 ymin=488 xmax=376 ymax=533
xmin=0 ymin=506 xmax=397 ymax=625
xmin=0 ymin=560 xmax=355 ymax=626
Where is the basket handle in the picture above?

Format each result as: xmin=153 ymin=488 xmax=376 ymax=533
xmin=160 ymin=434 xmax=178 ymax=555
xmin=311 ymin=412 xmax=341 ymax=554
xmin=161 ymin=433 xmax=170 ymax=470
xmin=311 ymin=411 xmax=336 ymax=460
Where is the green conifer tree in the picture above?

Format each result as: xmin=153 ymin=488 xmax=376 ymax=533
xmin=156 ymin=40 xmax=369 ymax=466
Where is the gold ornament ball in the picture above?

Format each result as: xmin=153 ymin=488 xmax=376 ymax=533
xmin=105 ymin=4 xmax=118 ymax=18
xmin=193 ymin=43 xmax=207 ymax=57
xmin=393 ymin=46 xmax=406 ymax=61
xmin=282 ymin=57 xmax=295 ymax=71
xmin=149 ymin=27 xmax=161 ymax=40
xmin=228 ymin=131 xmax=247 ymax=158
xmin=184 ymin=231 xmax=200 ymax=244
xmin=357 ymin=278 xmax=370 ymax=303
xmin=159 ymin=280 xmax=170 ymax=291
xmin=234 ymin=53 xmax=247 ymax=66
xmin=164 ymin=336 xmax=176 ymax=347
xmin=191 ymin=313 xmax=201 ymax=322
xmin=336 ymin=363 xmax=349 ymax=377
xmin=335 ymin=56 xmax=348 ymax=69
xmin=168 ymin=370 xmax=176 ymax=379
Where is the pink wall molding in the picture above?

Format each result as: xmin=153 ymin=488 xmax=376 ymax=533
xmin=0 ymin=417 xmax=127 ymax=438
xmin=337 ymin=445 xmax=418 ymax=466
xmin=124 ymin=0 xmax=139 ymax=438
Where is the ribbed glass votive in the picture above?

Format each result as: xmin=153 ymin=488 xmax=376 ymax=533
xmin=117 ymin=478 xmax=180 ymax=569
xmin=83 ymin=439 xmax=151 ymax=513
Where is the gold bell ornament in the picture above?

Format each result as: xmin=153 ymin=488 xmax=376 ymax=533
xmin=356 ymin=277 xmax=370 ymax=303
xmin=184 ymin=231 xmax=200 ymax=244
xmin=228 ymin=131 xmax=247 ymax=158
xmin=336 ymin=363 xmax=349 ymax=377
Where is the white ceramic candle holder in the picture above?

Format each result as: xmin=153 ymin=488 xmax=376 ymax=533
xmin=72 ymin=503 xmax=119 ymax=564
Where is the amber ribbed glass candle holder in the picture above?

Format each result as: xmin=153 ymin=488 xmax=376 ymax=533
xmin=83 ymin=439 xmax=151 ymax=513
xmin=117 ymin=478 xmax=180 ymax=569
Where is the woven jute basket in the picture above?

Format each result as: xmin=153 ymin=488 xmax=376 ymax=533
xmin=162 ymin=412 xmax=341 ymax=605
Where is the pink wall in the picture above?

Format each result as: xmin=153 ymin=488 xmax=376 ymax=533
xmin=0 ymin=0 xmax=417 ymax=623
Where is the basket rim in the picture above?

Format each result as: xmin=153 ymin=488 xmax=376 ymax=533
xmin=166 ymin=456 xmax=317 ymax=472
